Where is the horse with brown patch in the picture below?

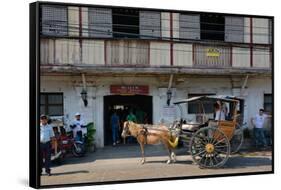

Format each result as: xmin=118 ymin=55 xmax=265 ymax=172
xmin=121 ymin=121 xmax=179 ymax=164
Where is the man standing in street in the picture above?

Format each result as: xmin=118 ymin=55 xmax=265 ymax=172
xmin=40 ymin=114 xmax=54 ymax=176
xmin=251 ymin=108 xmax=271 ymax=149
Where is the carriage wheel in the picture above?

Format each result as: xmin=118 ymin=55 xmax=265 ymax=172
xmin=189 ymin=126 xmax=230 ymax=168
xmin=230 ymin=124 xmax=244 ymax=154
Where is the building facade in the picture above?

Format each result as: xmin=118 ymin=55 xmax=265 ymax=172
xmin=40 ymin=3 xmax=273 ymax=147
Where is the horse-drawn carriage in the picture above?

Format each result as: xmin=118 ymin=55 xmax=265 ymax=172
xmin=121 ymin=95 xmax=245 ymax=168
xmin=173 ymin=95 xmax=245 ymax=168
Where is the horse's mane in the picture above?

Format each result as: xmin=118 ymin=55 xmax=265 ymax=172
xmin=128 ymin=122 xmax=170 ymax=134
xmin=126 ymin=121 xmax=143 ymax=137
xmin=129 ymin=122 xmax=166 ymax=129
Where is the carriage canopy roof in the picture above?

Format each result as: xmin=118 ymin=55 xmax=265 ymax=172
xmin=173 ymin=95 xmax=242 ymax=105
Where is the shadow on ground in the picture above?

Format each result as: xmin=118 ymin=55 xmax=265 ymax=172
xmin=223 ymin=156 xmax=272 ymax=169
xmin=52 ymin=144 xmax=272 ymax=169
xmin=42 ymin=170 xmax=89 ymax=176
xmin=53 ymin=144 xmax=188 ymax=166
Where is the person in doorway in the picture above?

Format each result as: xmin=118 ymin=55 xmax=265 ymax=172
xmin=70 ymin=113 xmax=87 ymax=141
xmin=40 ymin=114 xmax=54 ymax=176
xmin=144 ymin=112 xmax=149 ymax=124
xmin=110 ymin=110 xmax=120 ymax=146
xmin=251 ymin=108 xmax=272 ymax=149
xmin=136 ymin=107 xmax=145 ymax=124
xmin=127 ymin=110 xmax=137 ymax=122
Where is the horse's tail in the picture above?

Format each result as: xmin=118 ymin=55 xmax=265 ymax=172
xmin=168 ymin=137 xmax=179 ymax=148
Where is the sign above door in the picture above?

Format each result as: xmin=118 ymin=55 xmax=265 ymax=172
xmin=110 ymin=85 xmax=149 ymax=95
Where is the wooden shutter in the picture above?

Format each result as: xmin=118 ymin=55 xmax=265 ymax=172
xmin=140 ymin=11 xmax=161 ymax=39
xmin=88 ymin=8 xmax=113 ymax=38
xmin=41 ymin=5 xmax=68 ymax=36
xmin=179 ymin=14 xmax=200 ymax=40
xmin=225 ymin=16 xmax=244 ymax=42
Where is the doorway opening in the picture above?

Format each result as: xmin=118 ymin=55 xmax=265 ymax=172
xmin=104 ymin=95 xmax=153 ymax=146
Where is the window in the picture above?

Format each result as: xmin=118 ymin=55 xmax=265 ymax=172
xmin=179 ymin=14 xmax=200 ymax=40
xmin=264 ymin=94 xmax=272 ymax=114
xmin=41 ymin=5 xmax=68 ymax=36
xmin=139 ymin=11 xmax=161 ymax=39
xmin=200 ymin=14 xmax=225 ymax=41
xmin=225 ymin=16 xmax=244 ymax=43
xmin=112 ymin=8 xmax=139 ymax=38
xmin=188 ymin=94 xmax=215 ymax=114
xmin=88 ymin=8 xmax=113 ymax=38
xmin=40 ymin=93 xmax=64 ymax=116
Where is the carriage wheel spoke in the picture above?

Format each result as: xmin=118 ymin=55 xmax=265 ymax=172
xmin=211 ymin=133 xmax=223 ymax=144
xmin=197 ymin=153 xmax=207 ymax=163
xmin=193 ymin=149 xmax=206 ymax=157
xmin=216 ymin=150 xmax=227 ymax=154
xmin=195 ymin=139 xmax=206 ymax=146
xmin=214 ymin=138 xmax=227 ymax=146
xmin=213 ymin=154 xmax=219 ymax=165
xmin=209 ymin=156 xmax=214 ymax=167
xmin=210 ymin=135 xmax=220 ymax=144
xmin=204 ymin=155 xmax=209 ymax=166
xmin=196 ymin=136 xmax=208 ymax=144
xmin=215 ymin=145 xmax=228 ymax=148
xmin=207 ymin=132 xmax=215 ymax=143
xmin=214 ymin=154 xmax=224 ymax=166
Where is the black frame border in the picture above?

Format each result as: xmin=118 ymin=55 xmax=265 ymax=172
xmin=30 ymin=2 xmax=41 ymax=188
xmin=29 ymin=1 xmax=274 ymax=189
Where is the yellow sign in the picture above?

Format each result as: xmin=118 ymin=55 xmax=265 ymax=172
xmin=206 ymin=48 xmax=221 ymax=57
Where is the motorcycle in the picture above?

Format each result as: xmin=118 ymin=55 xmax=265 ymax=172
xmin=50 ymin=125 xmax=87 ymax=165
xmin=60 ymin=130 xmax=86 ymax=158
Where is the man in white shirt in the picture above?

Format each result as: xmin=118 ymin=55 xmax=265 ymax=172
xmin=208 ymin=102 xmax=226 ymax=128
xmin=40 ymin=114 xmax=54 ymax=176
xmin=251 ymin=108 xmax=271 ymax=148
xmin=70 ymin=113 xmax=87 ymax=141
xmin=215 ymin=110 xmax=226 ymax=121
xmin=214 ymin=102 xmax=226 ymax=121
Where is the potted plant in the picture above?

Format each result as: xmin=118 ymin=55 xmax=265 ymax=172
xmin=86 ymin=122 xmax=96 ymax=152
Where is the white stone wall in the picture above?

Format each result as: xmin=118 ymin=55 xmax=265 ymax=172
xmin=244 ymin=76 xmax=272 ymax=127
xmin=41 ymin=75 xmax=272 ymax=147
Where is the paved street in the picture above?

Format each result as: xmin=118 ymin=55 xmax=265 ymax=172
xmin=41 ymin=144 xmax=272 ymax=186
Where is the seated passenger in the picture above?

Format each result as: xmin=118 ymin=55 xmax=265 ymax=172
xmin=214 ymin=102 xmax=225 ymax=121
xmin=208 ymin=102 xmax=225 ymax=128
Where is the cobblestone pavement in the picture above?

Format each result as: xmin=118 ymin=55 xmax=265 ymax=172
xmin=41 ymin=144 xmax=272 ymax=186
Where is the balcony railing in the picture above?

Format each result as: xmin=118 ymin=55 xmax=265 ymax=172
xmin=193 ymin=44 xmax=231 ymax=67
xmin=40 ymin=38 xmax=271 ymax=70
xmin=105 ymin=40 xmax=149 ymax=66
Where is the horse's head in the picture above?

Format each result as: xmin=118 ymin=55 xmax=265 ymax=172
xmin=121 ymin=121 xmax=131 ymax=138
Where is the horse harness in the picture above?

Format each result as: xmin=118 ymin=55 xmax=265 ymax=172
xmin=132 ymin=123 xmax=174 ymax=144
xmin=136 ymin=124 xmax=149 ymax=144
